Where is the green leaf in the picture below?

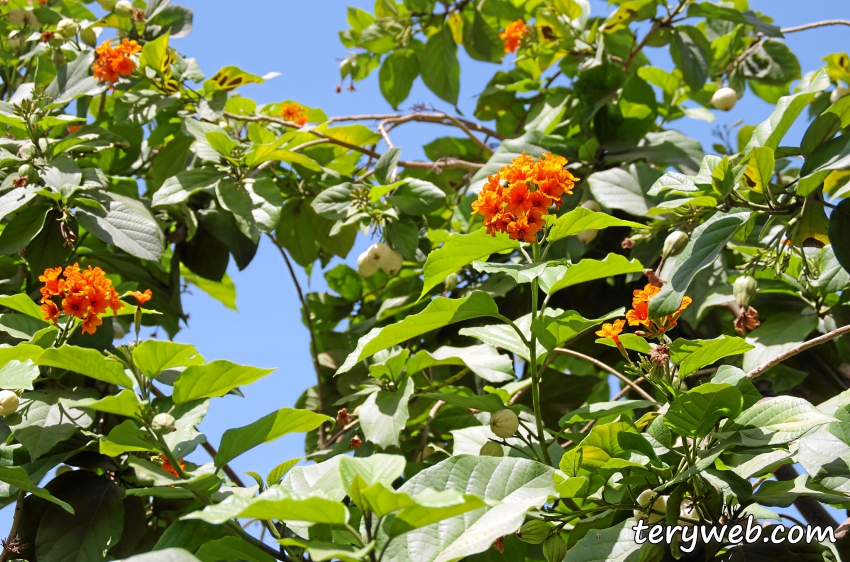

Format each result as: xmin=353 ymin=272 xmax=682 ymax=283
xmin=420 ymin=25 xmax=460 ymax=105
xmin=380 ymin=456 xmax=555 ymax=561
xmin=62 ymin=389 xmax=146 ymax=420
xmin=0 ymin=203 xmax=49 ymax=255
xmin=195 ymin=536 xmax=275 ymax=562
xmin=405 ymin=344 xmax=514 ymax=383
xmin=540 ymin=254 xmax=644 ymax=295
xmin=360 ymin=377 xmax=415 ymax=449
xmin=669 ymin=336 xmax=754 ymax=377
xmin=471 ymin=261 xmax=547 ymax=284
xmin=100 ymin=419 xmax=159 ymax=456
xmin=579 ymin=421 xmax=639 ymax=468
xmin=277 ymin=539 xmax=373 ymax=562
xmin=649 ymin=211 xmax=751 ymax=318
xmin=686 ymin=3 xmax=782 ymax=37
xmin=139 ymin=31 xmax=170 ymax=72
xmin=560 ymin=400 xmax=653 ymax=426
xmin=133 ymin=340 xmax=205 ymax=379
xmin=711 ymin=366 xmax=762 ymax=409
xmin=532 ymin=308 xmax=624 ymax=352
xmin=801 ymin=94 xmax=850 ymax=157
xmin=595 ymin=333 xmax=653 ymax=354
xmin=547 ymin=207 xmax=646 ymax=242
xmin=312 ymin=183 xmax=356 ymax=220
xmin=203 ymin=65 xmax=266 ymax=93
xmin=420 ymin=229 xmax=517 ymax=299
xmin=374 ymin=147 xmax=401 ymax=185
xmin=172 ymin=360 xmax=276 ymax=404
xmin=387 ymin=179 xmax=446 ymax=215
xmin=37 ymin=345 xmax=134 ymax=388
xmin=742 ymin=69 xmax=830 ymax=154
xmin=670 ymin=26 xmax=711 ymax=91
xmin=216 ymin=179 xmax=259 ymax=242
xmin=35 ymin=473 xmax=126 ymax=561
xmin=0 ymin=294 xmax=47 ymax=321
xmin=45 ymin=51 xmax=105 ymax=105
xmin=587 ymin=164 xmax=662 ymax=217
xmin=742 ymin=39 xmax=800 ymax=86
xmin=384 ymin=487 xmax=487 ymax=538
xmin=266 ymin=457 xmax=302 ymax=487
xmin=0 ymin=359 xmax=39 ymax=390
xmin=0 ymin=313 xmax=49 ymax=340
xmin=379 ymin=47 xmax=420 ymax=109
xmin=829 ymin=199 xmax=850 ymax=274
xmin=563 ymin=520 xmax=639 ymax=562
xmin=461 ymin=9 xmax=502 ymax=63
xmin=664 ymin=383 xmax=743 ymax=438
xmin=9 ymin=391 xmax=92 ymax=459
xmin=460 ymin=311 xmax=545 ymax=362
xmin=0 ymin=187 xmax=39 ymax=223
xmin=76 ymin=192 xmax=165 ymax=261
xmin=725 ymin=396 xmax=834 ymax=445
xmin=215 ymin=408 xmax=332 ymax=467
xmin=420 ymin=391 xmax=504 ymax=413
xmin=337 ymin=292 xmax=499 ymax=374
xmin=181 ymin=267 xmax=238 ymax=311
xmin=0 ymin=465 xmax=73 ymax=513
xmin=152 ymin=168 xmax=224 ymax=208
xmin=184 ymin=487 xmax=348 ymax=525
xmin=742 ymin=312 xmax=819 ymax=372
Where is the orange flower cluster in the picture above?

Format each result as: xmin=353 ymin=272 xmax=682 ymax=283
xmin=93 ymin=38 xmax=141 ymax=83
xmin=280 ymin=102 xmax=308 ymax=126
xmin=471 ymin=152 xmax=577 ymax=243
xmin=626 ymin=283 xmax=691 ymax=334
xmin=39 ymin=264 xmax=123 ymax=335
xmin=500 ymin=19 xmax=527 ymax=54
xmin=129 ymin=289 xmax=152 ymax=305
xmin=160 ymin=454 xmax=186 ymax=478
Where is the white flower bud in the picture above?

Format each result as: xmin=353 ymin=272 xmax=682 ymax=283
xmin=831 ymin=87 xmax=850 ymax=104
xmin=479 ymin=441 xmax=504 ymax=457
xmin=112 ymin=319 xmax=125 ymax=339
xmin=679 ymin=498 xmax=700 ymax=527
xmin=489 ymin=409 xmax=519 ymax=438
xmin=381 ymin=249 xmax=403 ymax=275
xmin=114 ymin=1 xmax=134 ymax=17
xmin=733 ymin=275 xmax=758 ymax=308
xmin=634 ymin=489 xmax=667 ymax=524
xmin=662 ymin=230 xmax=689 ymax=259
xmin=366 ymin=242 xmax=393 ymax=265
xmin=151 ymin=413 xmax=176 ymax=434
xmin=581 ymin=200 xmax=601 ymax=212
xmin=444 ymin=272 xmax=458 ymax=292
xmin=18 ymin=141 xmax=36 ymax=159
xmin=710 ymin=87 xmax=738 ymax=111
xmin=576 ymin=230 xmax=597 ymax=244
xmin=357 ymin=251 xmax=379 ymax=278
xmin=80 ymin=27 xmax=97 ymax=48
xmin=56 ymin=19 xmax=79 ymax=39
xmin=0 ymin=391 xmax=19 ymax=416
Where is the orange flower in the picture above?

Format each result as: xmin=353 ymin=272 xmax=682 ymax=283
xmin=41 ymin=301 xmax=60 ymax=324
xmin=471 ymin=152 xmax=579 ymax=243
xmin=633 ymin=283 xmax=661 ymax=304
xmin=626 ymin=301 xmax=649 ymax=327
xmin=68 ymin=124 xmax=82 ymax=134
xmin=677 ymin=296 xmax=693 ymax=314
xmin=500 ymin=19 xmax=527 ymax=54
xmin=596 ymin=319 xmax=625 ymax=345
xmin=280 ymin=102 xmax=309 ymax=126
xmin=129 ymin=289 xmax=152 ymax=305
xmin=160 ymin=454 xmax=186 ymax=478
xmin=81 ymin=312 xmax=102 ymax=335
xmin=93 ymin=39 xmax=141 ymax=84
xmin=62 ymin=293 xmax=90 ymax=319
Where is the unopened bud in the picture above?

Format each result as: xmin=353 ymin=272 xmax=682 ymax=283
xmin=662 ymin=230 xmax=689 ymax=259
xmin=151 ymin=413 xmax=176 ymax=433
xmin=542 ymin=535 xmax=567 ymax=562
xmin=733 ymin=275 xmax=758 ymax=308
xmin=112 ymin=319 xmax=125 ymax=339
xmin=710 ymin=87 xmax=738 ymax=111
xmin=581 ymin=200 xmax=601 ymax=212
xmin=56 ymin=19 xmax=78 ymax=39
xmin=0 ymin=390 xmax=19 ymax=416
xmin=831 ymin=87 xmax=849 ymax=104
xmin=80 ymin=27 xmax=97 ymax=48
xmin=17 ymin=164 xmax=32 ymax=179
xmin=489 ymin=409 xmax=518 ymax=438
xmin=114 ymin=1 xmax=134 ymax=17
xmin=96 ymin=0 xmax=118 ymax=9
xmin=576 ymin=229 xmax=597 ymax=244
xmin=479 ymin=441 xmax=503 ymax=457
xmin=444 ymin=272 xmax=458 ymax=292
xmin=517 ymin=520 xmax=552 ymax=544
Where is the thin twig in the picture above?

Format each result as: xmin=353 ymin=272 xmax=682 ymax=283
xmin=624 ymin=0 xmax=688 ymax=71
xmin=0 ymin=492 xmax=25 ymax=562
xmin=746 ymin=324 xmax=850 ymax=380
xmin=781 ymin=19 xmax=850 ymax=33
xmin=417 ymin=400 xmax=445 ymax=460
xmin=553 ymin=348 xmax=658 ymax=405
xmin=268 ymin=234 xmax=327 ymax=447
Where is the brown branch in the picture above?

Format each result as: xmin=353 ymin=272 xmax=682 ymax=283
xmin=0 ymin=491 xmax=25 ymax=562
xmin=328 ymin=112 xmax=504 ymax=140
xmin=774 ymin=465 xmax=838 ymax=528
xmin=417 ymin=400 xmax=445 ymax=460
xmin=746 ymin=324 xmax=850 ymax=380
xmin=782 ymin=20 xmax=850 ymax=33
xmin=268 ymin=234 xmax=327 ymax=447
xmin=624 ymin=0 xmax=688 ymax=71
xmin=553 ymin=348 xmax=659 ymax=405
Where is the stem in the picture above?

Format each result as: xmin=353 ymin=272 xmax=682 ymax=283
xmin=0 ymin=491 xmax=25 ymax=562
xmin=552 ymin=348 xmax=659 ymax=405
xmin=746 ymin=323 xmax=850 ymax=380
xmin=781 ymin=19 xmax=850 ymax=33
xmin=268 ymin=234 xmax=327 ymax=447
xmin=529 ymin=243 xmax=552 ymax=466
xmin=624 ymin=0 xmax=688 ymax=71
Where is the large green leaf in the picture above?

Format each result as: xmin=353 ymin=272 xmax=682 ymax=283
xmin=115 ymin=549 xmax=202 ymax=562
xmin=829 ymin=198 xmax=850 ymax=274
xmin=686 ymin=3 xmax=782 ymax=37
xmin=0 ymin=187 xmax=39 ymax=222
xmin=0 ymin=359 xmax=39 ymax=390
xmin=532 ymin=307 xmax=624 ymax=351
xmin=0 ymin=314 xmax=49 ymax=340
xmin=172 ymin=360 xmax=276 ymax=403
xmin=540 ymin=254 xmax=644 ymax=295
xmin=664 ymin=383 xmax=743 ymax=438
xmin=0 ymin=203 xmax=50 ymax=255
xmin=195 ymin=537 xmax=275 ymax=562
xmin=76 ymin=192 xmax=165 ymax=261
xmin=405 ymin=344 xmax=514 ymax=383
xmin=100 ymin=419 xmax=159 ymax=457
xmin=419 ymin=25 xmax=460 ymax=105
xmin=560 ymin=400 xmax=654 ymax=426
xmin=471 ymin=261 xmax=547 ymax=284
xmin=387 ymin=179 xmax=446 ymax=215
xmin=669 ymin=336 xmax=754 ymax=377
xmin=360 ymin=377 xmax=415 ymax=449
xmin=45 ymin=50 xmax=105 ymax=105
xmin=420 ymin=391 xmax=504 ymax=413
xmin=420 ymin=229 xmax=517 ymax=299
xmin=649 ymin=210 xmax=751 ymax=318
xmin=460 ymin=310 xmax=547 ymax=362
xmin=132 ymin=340 xmax=204 ymax=379
xmin=380 ymin=456 xmax=555 ymax=562
xmin=724 ymin=396 xmax=835 ymax=445
xmin=152 ymin=168 xmax=224 ymax=208
xmin=742 ymin=311 xmax=818 ymax=372
xmin=587 ymin=164 xmax=661 ymax=217
xmin=563 ymin=519 xmax=639 ymax=562
xmin=37 ymin=345 xmax=134 ymax=388
xmin=0 ymin=465 xmax=73 ymax=513
xmin=380 ymin=47 xmax=420 ymax=109
xmin=337 ymin=292 xmax=499 ymax=374
xmin=548 ymin=207 xmax=646 ymax=242
xmin=670 ymin=26 xmax=711 ymax=92
xmin=184 ymin=487 xmax=348 ymax=525
xmin=215 ymin=408 xmax=332 ymax=467
xmin=0 ymin=294 xmax=47 ymax=320
xmin=801 ymin=94 xmax=850 ymax=157
xmin=62 ymin=389 xmax=146 ymax=420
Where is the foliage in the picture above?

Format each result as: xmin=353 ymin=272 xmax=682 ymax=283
xmin=0 ymin=0 xmax=845 ymax=561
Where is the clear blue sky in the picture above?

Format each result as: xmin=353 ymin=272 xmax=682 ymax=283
xmin=4 ymin=0 xmax=850 ymax=536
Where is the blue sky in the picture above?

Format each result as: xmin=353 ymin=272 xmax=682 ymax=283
xmin=4 ymin=0 xmax=850 ymax=537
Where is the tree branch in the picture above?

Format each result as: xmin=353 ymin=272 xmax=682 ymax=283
xmin=268 ymin=234 xmax=327 ymax=447
xmin=746 ymin=324 xmax=850 ymax=380
xmin=782 ymin=20 xmax=850 ymax=33
xmin=0 ymin=491 xmax=25 ymax=562
xmin=553 ymin=347 xmax=659 ymax=405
